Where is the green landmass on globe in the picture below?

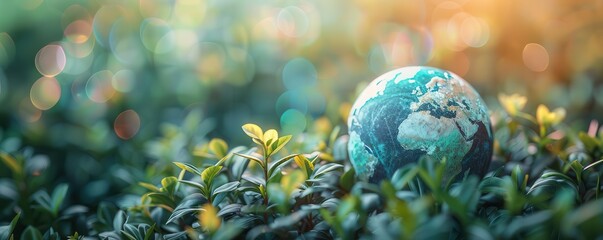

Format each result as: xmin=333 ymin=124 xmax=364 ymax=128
xmin=348 ymin=66 xmax=493 ymax=183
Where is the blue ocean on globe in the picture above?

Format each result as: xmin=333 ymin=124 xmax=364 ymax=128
xmin=347 ymin=66 xmax=493 ymax=183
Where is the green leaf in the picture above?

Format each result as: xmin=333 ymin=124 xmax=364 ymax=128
xmin=579 ymin=132 xmax=599 ymax=152
xmin=263 ymin=129 xmax=278 ymax=145
xmin=212 ymin=222 xmax=244 ymax=240
xmin=144 ymin=224 xmax=155 ymax=240
xmin=231 ymin=148 xmax=253 ymax=180
xmin=319 ymin=209 xmax=344 ymax=237
xmin=312 ymin=163 xmax=342 ymax=179
xmin=380 ymin=181 xmax=397 ymax=199
xmin=265 ymin=138 xmax=275 ymax=150
xmin=417 ymin=157 xmax=441 ymax=191
xmin=479 ymin=177 xmax=506 ymax=194
xmin=44 ymin=227 xmax=61 ymax=240
xmin=386 ymin=197 xmax=416 ymax=236
xmin=259 ymin=184 xmax=267 ymax=199
xmin=121 ymin=223 xmax=139 ymax=240
xmin=97 ymin=202 xmax=117 ymax=226
xmin=336 ymin=195 xmax=359 ymax=222
xmin=21 ymin=226 xmax=43 ymax=240
xmin=51 ymin=183 xmax=68 ymax=216
xmin=511 ymin=165 xmax=527 ymax=192
xmin=119 ymin=230 xmax=137 ymax=240
xmin=173 ymin=162 xmax=202 ymax=176
xmin=67 ymin=232 xmax=80 ymax=240
xmin=175 ymin=168 xmax=186 ymax=193
xmin=200 ymin=203 xmax=221 ymax=233
xmin=138 ymin=182 xmax=160 ymax=192
xmin=268 ymin=170 xmax=283 ymax=185
xmin=242 ymin=175 xmax=265 ymax=186
xmin=269 ymin=135 xmax=291 ymax=156
xmin=209 ymin=138 xmax=228 ymax=159
xmin=584 ymin=159 xmax=603 ymax=171
xmin=179 ymin=180 xmax=207 ymax=193
xmin=169 ymin=207 xmax=204 ymax=225
xmin=505 ymin=211 xmax=554 ymax=238
xmin=293 ymin=155 xmax=314 ymax=179
xmin=268 ymin=154 xmax=298 ymax=178
xmin=167 ymin=193 xmax=206 ymax=224
xmin=528 ymin=170 xmax=579 ymax=201
xmin=32 ymin=191 xmax=53 ymax=214
xmin=212 ymin=181 xmax=239 ymax=198
xmin=597 ymin=175 xmax=601 ymax=200
xmin=281 ymin=170 xmax=305 ymax=196
xmin=0 ymin=152 xmax=21 ymax=176
xmin=201 ymin=165 xmax=223 ymax=187
xmin=569 ymin=160 xmax=584 ymax=184
xmin=161 ymin=177 xmax=178 ymax=197
xmin=233 ymin=152 xmax=263 ymax=167
xmin=146 ymin=193 xmax=177 ymax=208
xmin=339 ymin=168 xmax=355 ymax=191
xmin=328 ymin=126 xmax=340 ymax=148
xmin=113 ymin=210 xmax=127 ymax=231
xmin=214 ymin=153 xmax=231 ymax=167
xmin=0 ymin=212 xmax=20 ymax=240
xmin=242 ymin=124 xmax=263 ymax=142
xmin=390 ymin=165 xmax=419 ymax=190
xmin=563 ymin=198 xmax=603 ymax=237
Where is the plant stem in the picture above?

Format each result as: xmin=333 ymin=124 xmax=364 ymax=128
xmin=263 ymin=148 xmax=269 ymax=223
xmin=540 ymin=125 xmax=546 ymax=138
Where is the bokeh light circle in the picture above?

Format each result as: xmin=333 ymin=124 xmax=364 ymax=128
xmin=20 ymin=99 xmax=42 ymax=122
xmin=449 ymin=51 xmax=471 ymax=77
xmin=112 ymin=69 xmax=136 ymax=93
xmin=140 ymin=18 xmax=171 ymax=52
xmin=139 ymin=0 xmax=173 ymax=19
xmin=86 ymin=70 xmax=116 ymax=103
xmin=277 ymin=6 xmax=310 ymax=37
xmin=460 ymin=16 xmax=489 ymax=48
xmin=522 ymin=43 xmax=549 ymax=72
xmin=61 ymin=4 xmax=91 ymax=28
xmin=282 ymin=58 xmax=317 ymax=90
xmin=154 ymin=30 xmax=199 ymax=65
xmin=61 ymin=49 xmax=94 ymax=75
xmin=368 ymin=25 xmax=434 ymax=72
xmin=64 ymin=20 xmax=93 ymax=43
xmin=195 ymin=42 xmax=227 ymax=82
xmin=171 ymin=0 xmax=206 ymax=27
xmin=109 ymin=19 xmax=145 ymax=66
xmin=0 ymin=33 xmax=16 ymax=66
xmin=224 ymin=46 xmax=256 ymax=86
xmin=30 ymin=77 xmax=61 ymax=110
xmin=35 ymin=44 xmax=67 ymax=77
xmin=61 ymin=36 xmax=95 ymax=59
xmin=93 ymin=5 xmax=123 ymax=47
xmin=276 ymin=90 xmax=308 ymax=115
xmin=114 ymin=109 xmax=141 ymax=140
xmin=280 ymin=109 xmax=306 ymax=135
xmin=306 ymin=91 xmax=326 ymax=116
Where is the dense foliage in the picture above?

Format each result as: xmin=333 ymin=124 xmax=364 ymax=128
xmin=1 ymin=95 xmax=603 ymax=239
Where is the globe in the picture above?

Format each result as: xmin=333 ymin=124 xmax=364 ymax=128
xmin=347 ymin=66 xmax=493 ymax=183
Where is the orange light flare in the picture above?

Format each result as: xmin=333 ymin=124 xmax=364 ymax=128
xmin=114 ymin=109 xmax=141 ymax=140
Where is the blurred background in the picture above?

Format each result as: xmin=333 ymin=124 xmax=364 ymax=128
xmin=1 ymin=0 xmax=603 ymax=207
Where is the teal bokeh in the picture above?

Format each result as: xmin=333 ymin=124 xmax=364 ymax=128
xmin=348 ymin=66 xmax=493 ymax=183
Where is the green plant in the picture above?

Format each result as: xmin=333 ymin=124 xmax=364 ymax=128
xmin=5 ymin=97 xmax=603 ymax=239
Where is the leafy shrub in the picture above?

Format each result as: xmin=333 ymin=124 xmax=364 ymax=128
xmin=2 ymin=95 xmax=603 ymax=239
